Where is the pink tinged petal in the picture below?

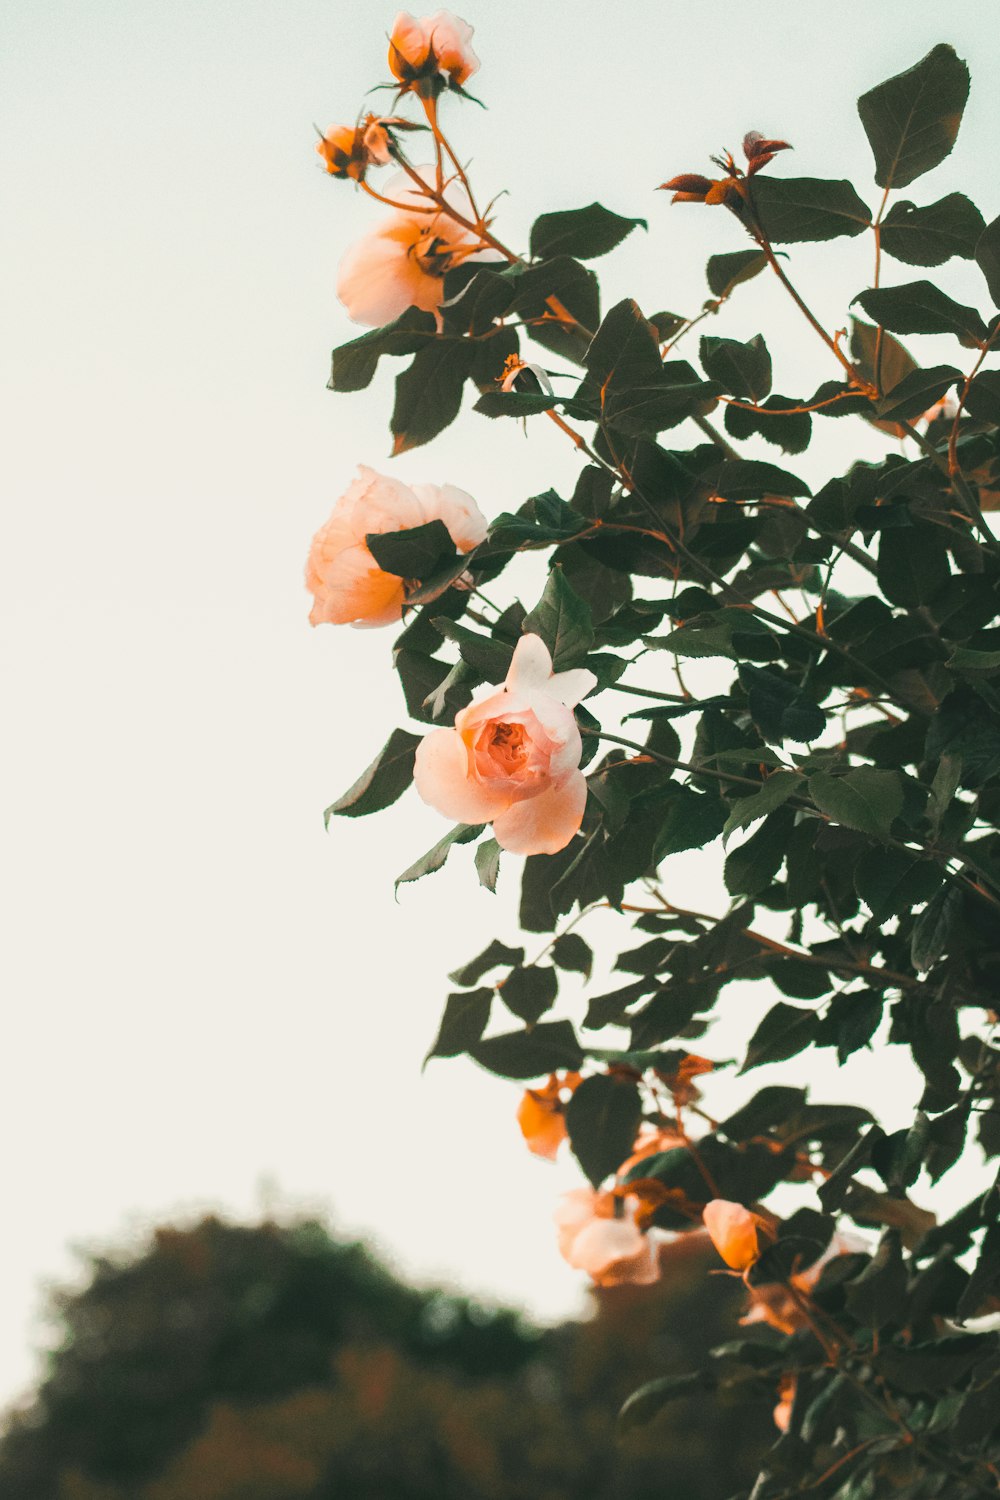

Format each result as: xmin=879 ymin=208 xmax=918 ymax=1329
xmin=426 ymin=10 xmax=479 ymax=82
xmin=336 ymin=226 xmax=440 ymax=328
xmin=548 ymin=666 xmax=598 ymax=708
xmin=410 ymin=482 xmax=487 ymax=551
xmin=505 ymin=633 xmax=555 ymax=693
xmin=413 ymin=728 xmax=510 ymax=825
xmin=306 ymin=540 xmax=404 ymax=627
xmin=567 ymin=1218 xmax=658 ymax=1285
xmin=491 ymin=771 xmax=587 ymax=855
xmin=703 ymin=1199 xmax=759 ymax=1271
xmin=554 ymin=1187 xmax=600 ymax=1261
xmin=341 ymin=465 xmax=425 ymax=537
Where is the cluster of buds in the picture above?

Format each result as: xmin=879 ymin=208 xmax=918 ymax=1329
xmin=315 ymin=114 xmax=424 ymax=181
xmin=658 ymin=130 xmax=791 ymax=207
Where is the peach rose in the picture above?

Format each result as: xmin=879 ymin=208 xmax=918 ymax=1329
xmin=555 ymin=1188 xmax=661 ymax=1288
xmin=702 ymin=1199 xmax=761 ymax=1272
xmin=337 ymin=168 xmax=495 ymax=327
xmin=305 ymin=465 xmax=486 ymax=628
xmin=516 ymin=1071 xmax=582 ymax=1160
xmin=413 ymin=634 xmax=596 ymax=855
xmin=388 ymin=10 xmax=479 ymax=91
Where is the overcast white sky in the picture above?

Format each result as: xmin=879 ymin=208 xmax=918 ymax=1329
xmin=2 ymin=0 xmax=998 ymax=1410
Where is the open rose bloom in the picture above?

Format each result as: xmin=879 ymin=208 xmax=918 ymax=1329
xmin=388 ymin=10 xmax=480 ymax=91
xmin=306 ymin=465 xmax=486 ymax=628
xmin=413 ymin=634 xmax=596 ymax=855
xmin=337 ymin=169 xmax=496 ymax=328
xmin=555 ymin=1188 xmax=661 ymax=1288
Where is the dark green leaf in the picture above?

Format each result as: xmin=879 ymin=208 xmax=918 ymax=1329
xmin=845 ymin=1233 xmax=907 ymax=1328
xmin=857 ymin=44 xmax=970 ymax=189
xmin=877 ymin=521 xmax=951 ymax=606
xmin=854 ymin=847 xmax=941 ymax=922
xmin=725 ymin=808 xmax=793 ymax=897
xmin=551 ymin=932 xmax=593 ymax=979
xmin=910 ymin=884 xmax=962 ymax=971
xmin=390 ymin=338 xmax=476 ymax=453
xmin=872 ymin=364 xmax=960 ymax=423
xmin=874 ymin=1335 xmax=994 ymax=1395
xmin=750 ymin=176 xmax=871 ymax=242
xmin=470 ymin=1020 xmax=585 ymax=1079
xmin=925 ymin=686 xmax=1000 ymax=787
xmin=617 ymin=1372 xmax=709 ymax=1435
xmin=808 ymin=768 xmax=905 ymax=842
xmin=328 ymin=308 xmax=436 ymax=392
xmin=742 ymin=1002 xmax=819 ymax=1071
xmin=722 ymin=772 xmax=805 ymax=842
xmin=705 ymin=249 xmax=768 ymax=298
xmin=723 ymin=395 xmax=812 ymax=456
xmin=854 ymin=281 xmax=987 ymax=343
xmin=500 ymin=965 xmax=558 ymax=1024
xmin=739 ymin=664 xmax=826 ymax=743
xmin=713 ymin=459 xmax=810 ymax=499
xmin=699 ymin=333 xmax=772 ymax=402
xmin=324 ymin=728 xmax=420 ymax=822
xmin=965 ymin=369 xmax=1000 ymax=424
xmin=473 ymin=390 xmax=554 ymax=419
xmin=365 ymin=519 xmax=455 ymax=580
xmin=880 ymin=193 xmax=986 ymax=266
xmin=426 ymin=989 xmax=493 ymax=1061
xmin=977 ymin=213 xmax=1000 ymax=306
xmin=584 ymin=297 xmax=663 ymax=387
xmin=395 ymin=823 xmax=484 ymax=888
xmin=448 ymin=940 xmax=524 ymax=987
xmin=653 ymin=788 xmax=727 ymax=860
xmin=475 ymin=837 xmax=502 ymax=892
xmin=523 ymin=566 xmax=595 ymax=669
xmin=565 ymin=1073 xmax=644 ymax=1187
xmin=530 ymin=201 xmax=646 ymax=261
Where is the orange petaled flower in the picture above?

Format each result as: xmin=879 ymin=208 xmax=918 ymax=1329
xmin=516 ymin=1072 xmax=582 ymax=1160
xmin=554 ymin=1188 xmax=661 ymax=1288
xmin=305 ymin=465 xmax=486 ymax=627
xmin=413 ymin=635 xmax=597 ymax=856
xmin=316 ymin=115 xmax=422 ymax=181
xmin=702 ymin=1199 xmax=761 ymax=1272
xmin=388 ymin=10 xmax=480 ymax=94
xmin=337 ymin=168 xmax=498 ymax=328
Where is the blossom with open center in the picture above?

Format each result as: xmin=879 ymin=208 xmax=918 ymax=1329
xmin=555 ymin=1188 xmax=661 ymax=1288
xmin=337 ymin=168 xmax=495 ymax=327
xmin=388 ymin=11 xmax=479 ymax=93
xmin=413 ymin=634 xmax=596 ymax=855
xmin=305 ymin=465 xmax=486 ymax=627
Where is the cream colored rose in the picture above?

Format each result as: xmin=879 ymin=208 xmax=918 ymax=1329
xmin=555 ymin=1188 xmax=660 ymax=1288
xmin=337 ymin=168 xmax=494 ymax=328
xmin=413 ymin=634 xmax=596 ymax=855
xmin=305 ymin=465 xmax=486 ymax=628
xmin=388 ymin=10 xmax=479 ymax=89
xmin=702 ymin=1199 xmax=761 ymax=1272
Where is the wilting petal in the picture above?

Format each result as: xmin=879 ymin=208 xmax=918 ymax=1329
xmin=492 ymin=771 xmax=586 ymax=855
xmin=413 ymin=728 xmax=509 ymax=824
xmin=703 ymin=1199 xmax=760 ymax=1271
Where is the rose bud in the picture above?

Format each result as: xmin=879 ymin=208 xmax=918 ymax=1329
xmin=388 ymin=10 xmax=479 ymax=95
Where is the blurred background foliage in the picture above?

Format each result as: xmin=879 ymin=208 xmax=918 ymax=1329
xmin=0 ymin=1214 xmax=770 ymax=1499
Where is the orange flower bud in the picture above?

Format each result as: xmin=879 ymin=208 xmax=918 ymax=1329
xmin=516 ymin=1072 xmax=581 ymax=1160
xmin=702 ymin=1199 xmax=760 ymax=1271
xmin=388 ymin=10 xmax=479 ymax=95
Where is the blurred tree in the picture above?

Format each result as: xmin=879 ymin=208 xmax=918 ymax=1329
xmin=0 ymin=1217 xmax=770 ymax=1499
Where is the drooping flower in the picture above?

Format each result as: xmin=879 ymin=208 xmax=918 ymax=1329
xmin=337 ymin=168 xmax=495 ymax=327
xmin=305 ymin=465 xmax=486 ymax=628
xmin=702 ymin=1199 xmax=761 ymax=1272
xmin=388 ymin=10 xmax=480 ymax=94
xmin=516 ymin=1071 xmax=582 ymax=1160
xmin=413 ymin=634 xmax=597 ymax=856
xmin=555 ymin=1188 xmax=661 ymax=1288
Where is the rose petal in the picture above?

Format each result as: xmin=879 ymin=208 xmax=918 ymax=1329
xmin=410 ymin=481 xmax=487 ymax=552
xmin=491 ymin=771 xmax=586 ymax=855
xmin=306 ymin=539 xmax=404 ymax=627
xmin=337 ymin=222 xmax=440 ymax=327
xmin=703 ymin=1199 xmax=760 ymax=1271
xmin=413 ymin=727 xmax=509 ymax=824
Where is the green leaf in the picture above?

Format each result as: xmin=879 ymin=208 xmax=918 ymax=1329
xmin=522 ymin=566 xmax=595 ymax=669
xmin=565 ymin=1073 xmax=644 ymax=1187
xmin=324 ymin=728 xmax=421 ymax=822
xmin=431 ymin=618 xmax=513 ymax=681
xmin=584 ymin=297 xmax=663 ymax=387
xmin=874 ymin=1335 xmax=993 ymax=1395
xmin=723 ymin=395 xmax=812 ymax=456
xmin=653 ymin=788 xmax=727 ymax=860
xmin=722 ymin=772 xmax=805 ymax=842
xmin=880 ymin=193 xmax=986 ymax=266
xmin=808 ymin=768 xmax=905 ymax=842
xmin=877 ymin=521 xmax=951 ymax=607
xmin=500 ymin=964 xmax=558 ymax=1024
xmin=925 ymin=686 xmax=1000 ymax=787
xmin=448 ymin=939 xmax=524 ymax=987
xmin=947 ymin=646 xmax=1000 ymax=672
xmin=910 ymin=884 xmax=962 ymax=972
xmin=854 ymin=847 xmax=941 ymax=922
xmin=699 ymin=333 xmax=772 ymax=402
xmin=365 ymin=519 xmax=455 ymax=580
xmin=395 ymin=823 xmax=484 ymax=889
xmin=873 ymin=365 xmax=960 ymax=423
xmin=738 ymin=664 xmax=825 ymax=743
xmin=850 ymin=317 xmax=917 ymax=395
xmin=475 ymin=837 xmax=502 ymax=892
xmin=390 ymin=338 xmax=476 ymax=453
xmin=857 ymin=44 xmax=970 ymax=190
xmin=844 ymin=1233 xmax=907 ymax=1328
xmin=328 ymin=308 xmax=436 ymax=392
xmin=713 ymin=459 xmax=810 ymax=500
xmin=964 ymin=369 xmax=1000 ymax=424
xmin=742 ymin=1002 xmax=820 ymax=1071
xmin=469 ymin=1020 xmax=584 ymax=1079
xmin=425 ymin=989 xmax=493 ymax=1062
xmin=749 ymin=176 xmax=871 ymax=242
xmin=617 ymin=1372 xmax=708 ymax=1435
xmin=720 ymin=1086 xmax=807 ymax=1141
xmin=724 ymin=808 xmax=793 ymax=897
xmin=976 ymin=213 xmax=1000 ymax=306
xmin=473 ymin=390 xmax=554 ymax=419
xmin=551 ymin=932 xmax=593 ymax=979
xmin=529 ymin=201 xmax=646 ymax=261
xmin=705 ymin=249 xmax=768 ymax=298
xmin=853 ymin=281 xmax=987 ymax=343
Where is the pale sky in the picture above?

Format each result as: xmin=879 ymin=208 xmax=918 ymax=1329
xmin=2 ymin=1 xmax=998 ymax=1410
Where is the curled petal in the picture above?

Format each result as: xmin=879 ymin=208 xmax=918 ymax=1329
xmin=657 ymin=174 xmax=712 ymax=197
xmin=491 ymin=771 xmax=587 ymax=855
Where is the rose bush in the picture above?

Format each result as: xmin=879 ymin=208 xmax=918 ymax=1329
xmin=312 ymin=17 xmax=1000 ymax=1498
